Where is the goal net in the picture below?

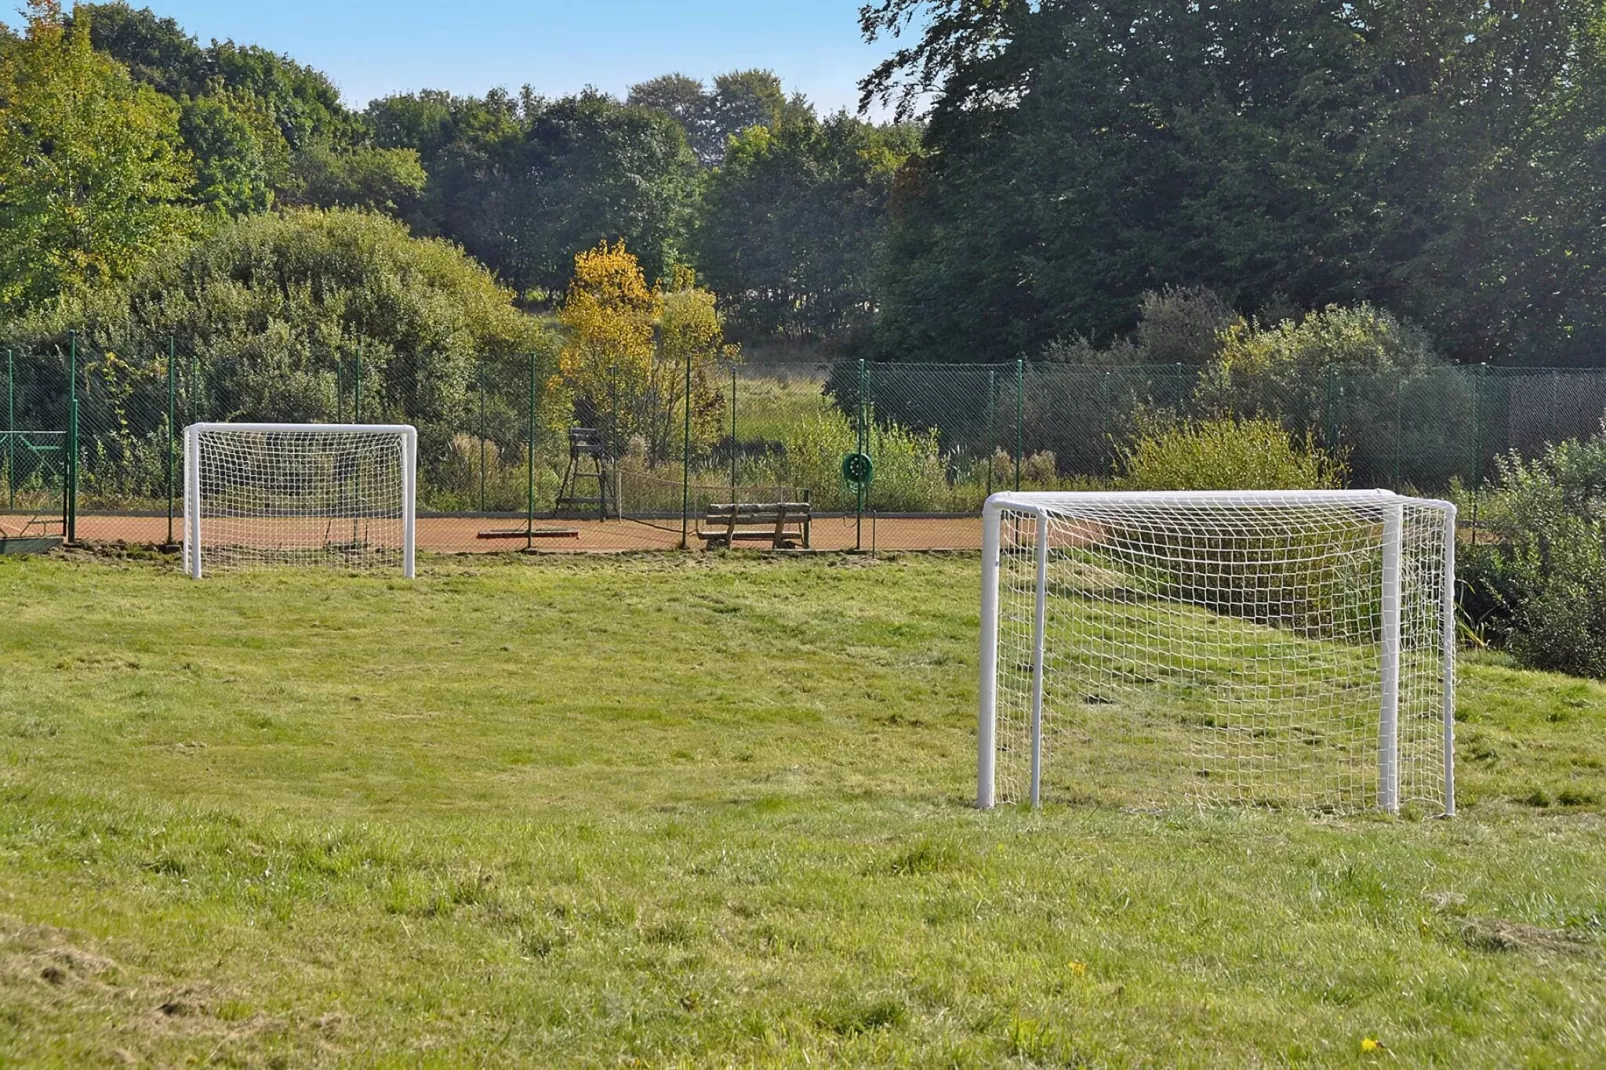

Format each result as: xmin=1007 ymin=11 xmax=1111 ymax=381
xmin=184 ymin=423 xmax=416 ymax=578
xmin=978 ymin=490 xmax=1455 ymax=816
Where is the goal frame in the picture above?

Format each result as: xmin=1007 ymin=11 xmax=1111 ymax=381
xmin=977 ymin=489 xmax=1457 ymax=815
xmin=183 ymin=422 xmax=417 ymax=580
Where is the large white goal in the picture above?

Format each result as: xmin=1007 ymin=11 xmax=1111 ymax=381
xmin=978 ymin=490 xmax=1455 ymax=816
xmin=184 ymin=423 xmax=416 ymax=579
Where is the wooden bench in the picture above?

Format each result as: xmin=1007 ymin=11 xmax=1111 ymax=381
xmin=697 ymin=501 xmax=811 ymax=550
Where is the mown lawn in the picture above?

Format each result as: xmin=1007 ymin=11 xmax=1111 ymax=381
xmin=0 ymin=551 xmax=1601 ymax=1066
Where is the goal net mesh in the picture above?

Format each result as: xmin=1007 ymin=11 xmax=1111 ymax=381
xmin=992 ymin=495 xmax=1451 ymax=814
xmin=185 ymin=426 xmax=409 ymax=573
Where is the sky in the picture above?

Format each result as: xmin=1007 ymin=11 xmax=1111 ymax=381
xmin=66 ymin=0 xmax=903 ymax=115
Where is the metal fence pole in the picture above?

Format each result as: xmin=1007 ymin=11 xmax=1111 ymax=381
xmin=856 ymin=358 xmax=867 ymax=551
xmin=479 ymin=362 xmax=487 ymax=513
xmin=680 ymin=349 xmax=692 ymax=550
xmin=1471 ymin=363 xmax=1485 ymax=539
xmin=1393 ymin=379 xmax=1403 ymax=489
xmin=354 ymin=346 xmax=363 ymax=424
xmin=1325 ymin=366 xmax=1339 ymax=455
xmin=66 ymin=332 xmax=79 ymax=543
xmin=5 ymin=349 xmax=13 ymax=510
xmin=1015 ymin=358 xmax=1024 ymax=492
xmin=527 ymin=351 xmax=536 ymax=551
xmin=166 ymin=336 xmax=176 ymax=546
xmin=730 ymin=364 xmax=738 ymax=504
xmin=986 ymin=367 xmax=996 ymax=497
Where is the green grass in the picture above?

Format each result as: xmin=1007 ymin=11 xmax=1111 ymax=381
xmin=0 ymin=551 xmax=1601 ymax=1066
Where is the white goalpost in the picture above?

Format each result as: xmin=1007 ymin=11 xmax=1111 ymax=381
xmin=183 ymin=423 xmax=417 ymax=579
xmin=977 ymin=490 xmax=1456 ymax=816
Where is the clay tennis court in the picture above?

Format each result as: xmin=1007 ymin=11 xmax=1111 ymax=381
xmin=63 ymin=512 xmax=985 ymax=553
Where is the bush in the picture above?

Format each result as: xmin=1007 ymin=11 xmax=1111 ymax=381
xmin=1196 ymin=304 xmax=1467 ymax=488
xmin=1460 ymin=428 xmax=1606 ymax=678
xmin=1114 ymin=414 xmax=1345 ymax=491
xmin=765 ymin=406 xmax=949 ymax=511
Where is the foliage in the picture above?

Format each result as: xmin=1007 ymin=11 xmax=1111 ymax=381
xmin=179 ymin=88 xmax=289 ymax=215
xmin=0 ymin=1 xmax=197 ymax=319
xmin=866 ymin=0 xmax=1606 ymax=367
xmin=1197 ymin=305 xmax=1469 ymax=487
xmin=766 ymin=405 xmax=947 ymax=511
xmin=627 ymin=68 xmax=791 ymax=166
xmin=1461 ymin=429 xmax=1606 ymax=679
xmin=285 ymin=141 xmax=426 ymax=214
xmin=695 ymin=111 xmax=918 ymax=340
xmin=557 ymin=243 xmax=734 ymax=466
xmin=369 ymin=89 xmax=700 ymax=297
xmin=1114 ymin=413 xmax=1344 ymax=492
xmin=7 ymin=208 xmax=557 ymax=476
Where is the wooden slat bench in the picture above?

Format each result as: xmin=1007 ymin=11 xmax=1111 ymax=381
xmin=696 ymin=502 xmax=811 ymax=550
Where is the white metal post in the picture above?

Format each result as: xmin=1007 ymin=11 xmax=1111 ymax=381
xmin=977 ymin=498 xmax=1003 ymax=808
xmin=1441 ymin=503 xmax=1458 ymax=816
xmin=1379 ymin=501 xmax=1403 ymax=814
xmin=1029 ymin=510 xmax=1050 ymax=808
xmin=184 ymin=424 xmax=202 ymax=579
xmin=402 ymin=427 xmax=417 ymax=580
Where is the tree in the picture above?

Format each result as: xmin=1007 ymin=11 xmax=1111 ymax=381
xmin=628 ymin=68 xmax=791 ymax=166
xmin=180 ymin=87 xmax=289 ymax=215
xmin=864 ymin=0 xmax=1606 ymax=366
xmin=695 ymin=110 xmax=917 ymax=339
xmin=287 ymin=142 xmax=427 ymax=214
xmin=9 ymin=207 xmax=555 ymax=450
xmin=0 ymin=1 xmax=196 ymax=318
xmin=558 ymin=242 xmax=732 ymax=465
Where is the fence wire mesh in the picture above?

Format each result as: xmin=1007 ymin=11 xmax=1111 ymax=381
xmin=4 ymin=337 xmax=1604 ymax=554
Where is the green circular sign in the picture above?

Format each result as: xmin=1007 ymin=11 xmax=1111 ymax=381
xmin=841 ymin=452 xmax=874 ymax=488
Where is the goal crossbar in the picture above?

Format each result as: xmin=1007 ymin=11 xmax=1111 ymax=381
xmin=978 ymin=489 xmax=1456 ymax=816
xmin=184 ymin=422 xmax=417 ymax=579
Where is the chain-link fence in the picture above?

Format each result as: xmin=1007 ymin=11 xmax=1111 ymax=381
xmin=6 ymin=335 xmax=1606 ymax=554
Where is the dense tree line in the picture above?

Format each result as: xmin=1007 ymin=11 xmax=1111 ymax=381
xmin=3 ymin=0 xmax=1603 ymax=369
xmin=860 ymin=0 xmax=1606 ymax=366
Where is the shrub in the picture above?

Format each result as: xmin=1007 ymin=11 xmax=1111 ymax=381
xmin=1460 ymin=428 xmax=1606 ymax=678
xmin=1196 ymin=304 xmax=1467 ymax=488
xmin=767 ymin=406 xmax=949 ymax=511
xmin=1114 ymin=414 xmax=1345 ymax=491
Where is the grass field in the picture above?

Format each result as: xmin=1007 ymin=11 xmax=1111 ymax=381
xmin=0 ymin=551 xmax=1602 ymax=1065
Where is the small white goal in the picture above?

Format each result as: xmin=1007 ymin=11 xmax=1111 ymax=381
xmin=978 ymin=490 xmax=1456 ymax=816
xmin=183 ymin=423 xmax=417 ymax=579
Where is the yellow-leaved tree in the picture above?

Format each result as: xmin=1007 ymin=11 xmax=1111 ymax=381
xmin=558 ymin=242 xmax=735 ymax=466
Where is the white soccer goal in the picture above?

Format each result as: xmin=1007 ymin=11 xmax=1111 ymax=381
xmin=978 ymin=490 xmax=1456 ymax=816
xmin=183 ymin=423 xmax=416 ymax=579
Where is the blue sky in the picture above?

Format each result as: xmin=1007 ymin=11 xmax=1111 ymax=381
xmin=70 ymin=1 xmax=901 ymax=115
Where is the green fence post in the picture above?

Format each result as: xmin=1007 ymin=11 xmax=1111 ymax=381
xmin=856 ymin=359 xmax=867 ymax=551
xmin=1393 ymin=379 xmax=1403 ymax=489
xmin=166 ymin=336 xmax=176 ymax=546
xmin=354 ymin=345 xmax=363 ymax=424
xmin=5 ymin=349 xmax=13 ymax=510
xmin=1015 ymin=358 xmax=1024 ymax=492
xmin=478 ymin=363 xmax=487 ymax=513
xmin=1471 ymin=363 xmax=1485 ymax=538
xmin=527 ymin=351 xmax=536 ymax=551
xmin=680 ymin=349 xmax=693 ymax=550
xmin=66 ymin=330 xmax=77 ymax=543
xmin=1324 ymin=366 xmax=1339 ymax=454
xmin=986 ymin=367 xmax=997 ymax=496
xmin=730 ymin=364 xmax=738 ymax=504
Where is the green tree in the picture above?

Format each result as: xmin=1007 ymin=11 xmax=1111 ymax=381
xmin=286 ymin=142 xmax=427 ymax=214
xmin=864 ymin=0 xmax=1606 ymax=367
xmin=628 ymin=69 xmax=790 ymax=166
xmin=10 ymin=207 xmax=554 ymax=449
xmin=0 ymin=1 xmax=196 ymax=318
xmin=695 ymin=110 xmax=917 ymax=339
xmin=180 ymin=87 xmax=289 ymax=215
